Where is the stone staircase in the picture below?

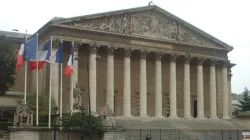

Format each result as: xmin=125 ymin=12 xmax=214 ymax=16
xmin=113 ymin=117 xmax=248 ymax=140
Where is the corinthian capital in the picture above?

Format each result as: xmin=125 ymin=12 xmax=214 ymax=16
xmin=184 ymin=54 xmax=192 ymax=63
xmin=52 ymin=39 xmax=61 ymax=48
xmin=140 ymin=50 xmax=148 ymax=59
xmin=222 ymin=60 xmax=230 ymax=68
xmin=107 ymin=47 xmax=116 ymax=55
xmin=170 ymin=52 xmax=178 ymax=62
xmin=197 ymin=57 xmax=205 ymax=65
xmin=210 ymin=59 xmax=217 ymax=66
xmin=155 ymin=52 xmax=163 ymax=61
xmin=124 ymin=48 xmax=132 ymax=57
xmin=90 ymin=45 xmax=98 ymax=54
xmin=74 ymin=42 xmax=82 ymax=51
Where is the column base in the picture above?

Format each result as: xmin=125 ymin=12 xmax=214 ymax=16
xmin=122 ymin=114 xmax=132 ymax=117
xmin=197 ymin=115 xmax=206 ymax=119
xmin=168 ymin=115 xmax=179 ymax=119
xmin=154 ymin=115 xmax=164 ymax=118
xmin=209 ymin=116 xmax=218 ymax=119
xmin=139 ymin=114 xmax=148 ymax=117
xmin=183 ymin=115 xmax=192 ymax=119
xmin=116 ymin=115 xmax=135 ymax=120
xmin=196 ymin=114 xmax=206 ymax=119
xmin=222 ymin=116 xmax=230 ymax=119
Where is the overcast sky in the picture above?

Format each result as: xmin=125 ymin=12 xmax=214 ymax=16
xmin=0 ymin=0 xmax=249 ymax=93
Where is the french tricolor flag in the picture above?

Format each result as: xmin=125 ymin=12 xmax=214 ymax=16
xmin=16 ymin=41 xmax=26 ymax=71
xmin=29 ymin=40 xmax=51 ymax=70
xmin=49 ymin=42 xmax=63 ymax=63
xmin=64 ymin=42 xmax=74 ymax=76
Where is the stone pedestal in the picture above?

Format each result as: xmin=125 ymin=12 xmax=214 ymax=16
xmin=103 ymin=132 xmax=125 ymax=140
xmin=10 ymin=131 xmax=39 ymax=140
xmin=9 ymin=126 xmax=43 ymax=140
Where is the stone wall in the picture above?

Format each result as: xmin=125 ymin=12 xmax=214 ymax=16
xmin=9 ymin=130 xmax=100 ymax=140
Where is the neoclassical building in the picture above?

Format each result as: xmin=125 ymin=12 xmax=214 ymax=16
xmin=26 ymin=5 xmax=235 ymax=121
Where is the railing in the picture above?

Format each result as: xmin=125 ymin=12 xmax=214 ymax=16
xmin=1 ymin=123 xmax=249 ymax=140
xmin=121 ymin=129 xmax=248 ymax=140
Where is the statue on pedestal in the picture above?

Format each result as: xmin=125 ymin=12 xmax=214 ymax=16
xmin=14 ymin=99 xmax=34 ymax=126
xmin=100 ymin=103 xmax=116 ymax=127
xmin=73 ymin=82 xmax=83 ymax=110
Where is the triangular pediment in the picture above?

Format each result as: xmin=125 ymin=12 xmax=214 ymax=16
xmin=56 ymin=6 xmax=232 ymax=50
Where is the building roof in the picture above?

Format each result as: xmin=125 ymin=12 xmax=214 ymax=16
xmin=34 ymin=5 xmax=233 ymax=51
xmin=0 ymin=30 xmax=31 ymax=43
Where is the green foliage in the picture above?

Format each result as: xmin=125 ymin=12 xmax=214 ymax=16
xmin=21 ymin=93 xmax=56 ymax=123
xmin=237 ymin=87 xmax=250 ymax=112
xmin=0 ymin=36 xmax=16 ymax=95
xmin=26 ymin=93 xmax=56 ymax=115
xmin=61 ymin=110 xmax=103 ymax=135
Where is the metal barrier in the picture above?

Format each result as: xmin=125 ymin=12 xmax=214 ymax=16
xmin=0 ymin=123 xmax=249 ymax=140
xmin=121 ymin=129 xmax=249 ymax=140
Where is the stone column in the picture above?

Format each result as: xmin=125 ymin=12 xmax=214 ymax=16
xmin=210 ymin=59 xmax=217 ymax=119
xmin=123 ymin=48 xmax=132 ymax=117
xmin=106 ymin=47 xmax=115 ymax=112
xmin=183 ymin=54 xmax=192 ymax=118
xmin=51 ymin=48 xmax=59 ymax=106
xmin=140 ymin=50 xmax=148 ymax=117
xmin=70 ymin=44 xmax=79 ymax=112
xmin=222 ymin=61 xmax=229 ymax=119
xmin=155 ymin=53 xmax=163 ymax=117
xmin=169 ymin=53 xmax=178 ymax=118
xmin=197 ymin=58 xmax=205 ymax=119
xmin=228 ymin=68 xmax=233 ymax=118
xmin=89 ymin=46 xmax=98 ymax=113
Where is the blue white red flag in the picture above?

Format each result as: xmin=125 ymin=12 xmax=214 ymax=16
xmin=29 ymin=40 xmax=51 ymax=70
xmin=16 ymin=38 xmax=27 ymax=71
xmin=64 ymin=42 xmax=74 ymax=76
xmin=49 ymin=42 xmax=63 ymax=63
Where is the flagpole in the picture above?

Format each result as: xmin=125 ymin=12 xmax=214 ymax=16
xmin=70 ymin=42 xmax=74 ymax=115
xmin=24 ymin=30 xmax=28 ymax=104
xmin=70 ymin=77 xmax=73 ymax=115
xmin=60 ymin=40 xmax=63 ymax=130
xmin=48 ymin=36 xmax=53 ymax=128
xmin=36 ymin=33 xmax=39 ymax=126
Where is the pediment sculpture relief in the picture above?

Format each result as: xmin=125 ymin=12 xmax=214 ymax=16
xmin=71 ymin=11 xmax=219 ymax=48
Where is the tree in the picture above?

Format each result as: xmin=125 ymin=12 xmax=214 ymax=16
xmin=61 ymin=110 xmax=103 ymax=137
xmin=26 ymin=93 xmax=56 ymax=115
xmin=24 ymin=93 xmax=56 ymax=123
xmin=237 ymin=87 xmax=250 ymax=112
xmin=0 ymin=36 xmax=17 ymax=95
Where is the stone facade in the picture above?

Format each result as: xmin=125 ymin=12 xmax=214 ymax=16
xmin=12 ymin=5 xmax=234 ymax=123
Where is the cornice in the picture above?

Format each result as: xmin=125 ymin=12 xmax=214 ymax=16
xmin=51 ymin=24 xmax=230 ymax=53
xmin=42 ymin=30 xmax=228 ymax=61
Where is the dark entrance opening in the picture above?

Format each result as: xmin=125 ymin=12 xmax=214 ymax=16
xmin=194 ymin=100 xmax=197 ymax=118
